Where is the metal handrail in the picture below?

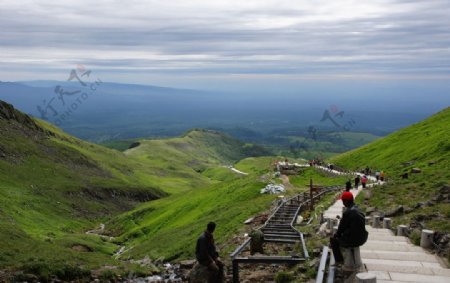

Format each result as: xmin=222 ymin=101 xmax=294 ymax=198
xmin=316 ymin=246 xmax=329 ymax=283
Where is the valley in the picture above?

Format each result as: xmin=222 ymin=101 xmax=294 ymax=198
xmin=0 ymin=100 xmax=449 ymax=282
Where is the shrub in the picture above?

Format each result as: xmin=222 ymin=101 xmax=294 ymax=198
xmin=275 ymin=271 xmax=294 ymax=283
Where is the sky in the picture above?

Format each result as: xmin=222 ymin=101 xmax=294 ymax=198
xmin=0 ymin=0 xmax=449 ymax=93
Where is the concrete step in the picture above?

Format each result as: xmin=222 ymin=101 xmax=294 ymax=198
xmin=382 ymin=272 xmax=450 ymax=283
xmin=368 ymin=235 xmax=408 ymax=242
xmin=263 ymin=234 xmax=301 ymax=240
xmin=364 ymin=262 xmax=450 ymax=276
xmin=364 ymin=258 xmax=443 ymax=269
xmin=361 ymin=250 xmax=440 ymax=263
xmin=371 ymin=270 xmax=450 ymax=283
xmin=364 ymin=239 xmax=410 ymax=246
xmin=261 ymin=229 xmax=298 ymax=235
xmin=361 ymin=243 xmax=423 ymax=252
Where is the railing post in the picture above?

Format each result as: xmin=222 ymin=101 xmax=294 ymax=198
xmin=420 ymin=229 xmax=434 ymax=249
xmin=232 ymin=260 xmax=239 ymax=283
xmin=310 ymin=178 xmax=314 ymax=211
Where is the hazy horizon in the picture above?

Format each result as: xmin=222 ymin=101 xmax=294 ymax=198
xmin=1 ymin=0 xmax=449 ymax=94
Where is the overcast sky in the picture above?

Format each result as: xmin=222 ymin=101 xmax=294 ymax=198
xmin=0 ymin=0 xmax=449 ymax=92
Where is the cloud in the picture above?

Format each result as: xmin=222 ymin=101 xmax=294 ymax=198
xmin=0 ymin=0 xmax=449 ymax=84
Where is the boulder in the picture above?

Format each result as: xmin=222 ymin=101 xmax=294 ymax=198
xmin=365 ymin=207 xmax=376 ymax=214
xmin=411 ymin=168 xmax=422 ymax=173
xmin=189 ymin=264 xmax=210 ymax=283
xmin=180 ymin=259 xmax=196 ymax=269
xmin=386 ymin=205 xmax=404 ymax=217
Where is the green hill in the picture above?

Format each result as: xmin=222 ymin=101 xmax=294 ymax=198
xmin=0 ymin=100 xmax=275 ymax=280
xmin=331 ymin=107 xmax=450 ymax=233
xmin=0 ymin=100 xmax=175 ymax=279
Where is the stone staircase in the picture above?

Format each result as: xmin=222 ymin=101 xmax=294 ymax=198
xmin=322 ymin=187 xmax=450 ymax=282
xmin=361 ymin=226 xmax=450 ymax=283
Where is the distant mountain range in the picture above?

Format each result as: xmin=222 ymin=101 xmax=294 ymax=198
xmin=0 ymin=80 xmax=447 ymax=143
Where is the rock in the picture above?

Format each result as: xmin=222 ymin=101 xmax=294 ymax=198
xmin=318 ymin=222 xmax=328 ymax=237
xmin=440 ymin=185 xmax=450 ymax=194
xmin=260 ymin=184 xmax=285 ymax=194
xmin=428 ymin=160 xmax=437 ymax=165
xmin=401 ymin=161 xmax=415 ymax=166
xmin=411 ymin=168 xmax=422 ymax=173
xmin=180 ymin=260 xmax=196 ymax=269
xmin=188 ymin=263 xmax=211 ymax=283
xmin=415 ymin=202 xmax=425 ymax=209
xmin=404 ymin=206 xmax=414 ymax=213
xmin=308 ymin=258 xmax=319 ymax=268
xmin=365 ymin=207 xmax=376 ymax=214
xmin=244 ymin=217 xmax=254 ymax=224
xmin=386 ymin=205 xmax=404 ymax=217
xmin=128 ymin=142 xmax=141 ymax=149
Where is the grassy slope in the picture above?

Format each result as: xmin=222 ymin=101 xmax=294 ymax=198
xmin=106 ymin=154 xmax=350 ymax=261
xmin=105 ymin=131 xmax=275 ymax=260
xmin=0 ymin=102 xmax=275 ymax=278
xmin=331 ymin=107 xmax=450 ymax=232
xmin=0 ymin=105 xmax=174 ymax=275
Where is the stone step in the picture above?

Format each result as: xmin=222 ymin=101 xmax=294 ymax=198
xmin=261 ymin=229 xmax=298 ymax=235
xmin=363 ymin=258 xmax=443 ymax=269
xmin=361 ymin=243 xmax=423 ymax=252
xmin=364 ymin=239 xmax=409 ymax=246
xmin=368 ymin=235 xmax=407 ymax=242
xmin=361 ymin=250 xmax=440 ymax=263
xmin=381 ymin=272 xmax=450 ymax=283
xmin=370 ymin=270 xmax=448 ymax=282
xmin=263 ymin=233 xmax=300 ymax=239
xmin=365 ymin=262 xmax=450 ymax=276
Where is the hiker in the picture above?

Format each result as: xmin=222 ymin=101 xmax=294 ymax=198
xmin=345 ymin=179 xmax=352 ymax=191
xmin=330 ymin=192 xmax=368 ymax=265
xmin=380 ymin=171 xmax=385 ymax=181
xmin=375 ymin=171 xmax=380 ymax=181
xmin=361 ymin=175 xmax=368 ymax=188
xmin=354 ymin=175 xmax=360 ymax=189
xmin=195 ymin=222 xmax=224 ymax=283
xmin=365 ymin=166 xmax=370 ymax=175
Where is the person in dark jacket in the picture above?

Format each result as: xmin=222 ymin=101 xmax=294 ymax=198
xmin=354 ymin=175 xmax=360 ymax=189
xmin=195 ymin=222 xmax=224 ymax=283
xmin=330 ymin=192 xmax=368 ymax=263
xmin=345 ymin=179 xmax=352 ymax=191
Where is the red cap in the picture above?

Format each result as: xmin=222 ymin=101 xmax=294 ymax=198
xmin=341 ymin=191 xmax=354 ymax=201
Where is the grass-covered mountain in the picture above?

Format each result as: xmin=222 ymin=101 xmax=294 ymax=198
xmin=0 ymin=100 xmax=171 ymax=279
xmin=0 ymin=100 xmax=272 ymax=280
xmin=331 ymin=107 xmax=450 ymax=233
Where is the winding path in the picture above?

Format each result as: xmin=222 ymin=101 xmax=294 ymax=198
xmin=321 ymin=171 xmax=450 ymax=282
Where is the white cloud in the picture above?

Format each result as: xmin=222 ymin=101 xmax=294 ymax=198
xmin=0 ymin=0 xmax=449 ymax=83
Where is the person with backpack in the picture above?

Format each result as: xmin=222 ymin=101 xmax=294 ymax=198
xmin=361 ymin=175 xmax=368 ymax=188
xmin=354 ymin=175 xmax=360 ymax=189
xmin=330 ymin=192 xmax=368 ymax=264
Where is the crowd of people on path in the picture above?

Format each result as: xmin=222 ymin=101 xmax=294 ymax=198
xmin=344 ymin=166 xmax=386 ymax=192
